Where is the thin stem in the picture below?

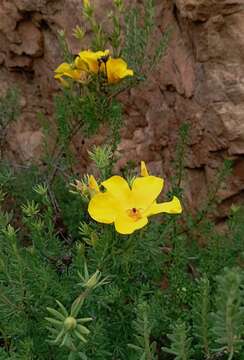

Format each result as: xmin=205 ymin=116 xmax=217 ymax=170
xmin=226 ymin=298 xmax=234 ymax=360
xmin=0 ymin=291 xmax=22 ymax=311
xmin=143 ymin=311 xmax=152 ymax=360
xmin=227 ymin=349 xmax=234 ymax=360
xmin=12 ymin=243 xmax=26 ymax=303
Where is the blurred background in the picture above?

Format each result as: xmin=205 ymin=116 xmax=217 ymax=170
xmin=0 ymin=0 xmax=244 ymax=219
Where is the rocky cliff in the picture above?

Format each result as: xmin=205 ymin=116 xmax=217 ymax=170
xmin=0 ymin=0 xmax=244 ymax=216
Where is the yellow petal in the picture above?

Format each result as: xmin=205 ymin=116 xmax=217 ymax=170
xmin=125 ymin=69 xmax=133 ymax=76
xmin=67 ymin=69 xmax=84 ymax=80
xmin=54 ymin=62 xmax=86 ymax=82
xmin=131 ymin=176 xmax=164 ymax=210
xmin=141 ymin=161 xmax=149 ymax=177
xmin=78 ymin=51 xmax=98 ymax=73
xmin=54 ymin=74 xmax=69 ymax=87
xmin=88 ymin=192 xmax=120 ymax=223
xmin=75 ymin=56 xmax=89 ymax=71
xmin=106 ymin=58 xmax=133 ymax=84
xmin=101 ymin=176 xmax=132 ymax=209
xmin=145 ymin=196 xmax=182 ymax=217
xmin=78 ymin=50 xmax=110 ymax=73
xmin=54 ymin=62 xmax=72 ymax=74
xmin=88 ymin=175 xmax=99 ymax=193
xmin=114 ymin=213 xmax=148 ymax=235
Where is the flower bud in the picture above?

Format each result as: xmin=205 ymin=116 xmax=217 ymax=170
xmin=83 ymin=0 xmax=90 ymax=8
xmin=64 ymin=316 xmax=77 ymax=330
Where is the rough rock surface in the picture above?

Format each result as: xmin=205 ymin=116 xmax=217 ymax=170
xmin=1 ymin=0 xmax=244 ymax=217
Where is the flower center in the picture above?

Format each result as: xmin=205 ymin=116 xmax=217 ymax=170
xmin=98 ymin=54 xmax=110 ymax=65
xmin=127 ymin=207 xmax=142 ymax=221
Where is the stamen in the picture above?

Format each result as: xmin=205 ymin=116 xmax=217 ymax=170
xmin=127 ymin=207 xmax=142 ymax=221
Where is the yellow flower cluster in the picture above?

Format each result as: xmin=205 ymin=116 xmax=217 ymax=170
xmin=87 ymin=161 xmax=182 ymax=235
xmin=54 ymin=50 xmax=133 ymax=86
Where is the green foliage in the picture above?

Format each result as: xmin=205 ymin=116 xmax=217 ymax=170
xmin=88 ymin=145 xmax=113 ymax=180
xmin=123 ymin=0 xmax=169 ymax=76
xmin=163 ymin=267 xmax=244 ymax=360
xmin=172 ymin=123 xmax=190 ymax=193
xmin=0 ymin=109 xmax=241 ymax=360
xmin=162 ymin=322 xmax=192 ymax=360
xmin=192 ymin=276 xmax=211 ymax=357
xmin=211 ymin=268 xmax=244 ymax=359
xmin=81 ymin=94 xmax=123 ymax=137
xmin=128 ymin=301 xmax=157 ymax=360
xmin=57 ymin=30 xmax=74 ymax=63
xmin=0 ymin=137 xmax=244 ymax=359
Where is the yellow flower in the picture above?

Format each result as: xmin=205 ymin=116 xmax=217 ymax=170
xmin=106 ymin=58 xmax=133 ymax=84
xmin=75 ymin=50 xmax=110 ymax=74
xmin=88 ymin=168 xmax=182 ymax=235
xmin=54 ymin=62 xmax=87 ymax=84
xmin=55 ymin=50 xmax=133 ymax=86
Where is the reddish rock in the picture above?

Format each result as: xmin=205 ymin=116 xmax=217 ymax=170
xmin=10 ymin=21 xmax=43 ymax=58
xmin=7 ymin=129 xmax=43 ymax=163
xmin=13 ymin=0 xmax=48 ymax=12
xmin=0 ymin=53 xmax=5 ymax=65
xmin=175 ymin=0 xmax=244 ymax=21
xmin=182 ymin=168 xmax=208 ymax=212
xmin=6 ymin=55 xmax=33 ymax=69
xmin=0 ymin=1 xmax=21 ymax=34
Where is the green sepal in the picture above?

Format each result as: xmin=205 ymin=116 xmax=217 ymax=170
xmin=45 ymin=317 xmax=63 ymax=327
xmin=77 ymin=324 xmax=90 ymax=335
xmin=56 ymin=299 xmax=69 ymax=317
xmin=74 ymin=330 xmax=87 ymax=343
xmin=46 ymin=306 xmax=65 ymax=321
xmin=71 ymin=295 xmax=85 ymax=317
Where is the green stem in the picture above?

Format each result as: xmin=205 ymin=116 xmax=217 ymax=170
xmin=12 ymin=243 xmax=26 ymax=303
xmin=226 ymin=299 xmax=234 ymax=360
xmin=142 ymin=309 xmax=152 ymax=360
xmin=227 ymin=349 xmax=234 ymax=360
xmin=144 ymin=334 xmax=152 ymax=360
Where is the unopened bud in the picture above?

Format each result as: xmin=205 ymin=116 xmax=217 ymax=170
xmin=83 ymin=0 xmax=90 ymax=7
xmin=57 ymin=29 xmax=65 ymax=38
xmin=85 ymin=270 xmax=100 ymax=288
xmin=64 ymin=316 xmax=77 ymax=330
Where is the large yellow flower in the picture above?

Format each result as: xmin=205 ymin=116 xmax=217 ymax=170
xmin=106 ymin=58 xmax=134 ymax=84
xmin=75 ymin=50 xmax=110 ymax=74
xmin=88 ymin=162 xmax=182 ymax=235
xmin=54 ymin=62 xmax=87 ymax=85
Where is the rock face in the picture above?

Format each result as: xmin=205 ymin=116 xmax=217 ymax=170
xmin=1 ymin=0 xmax=244 ymax=216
